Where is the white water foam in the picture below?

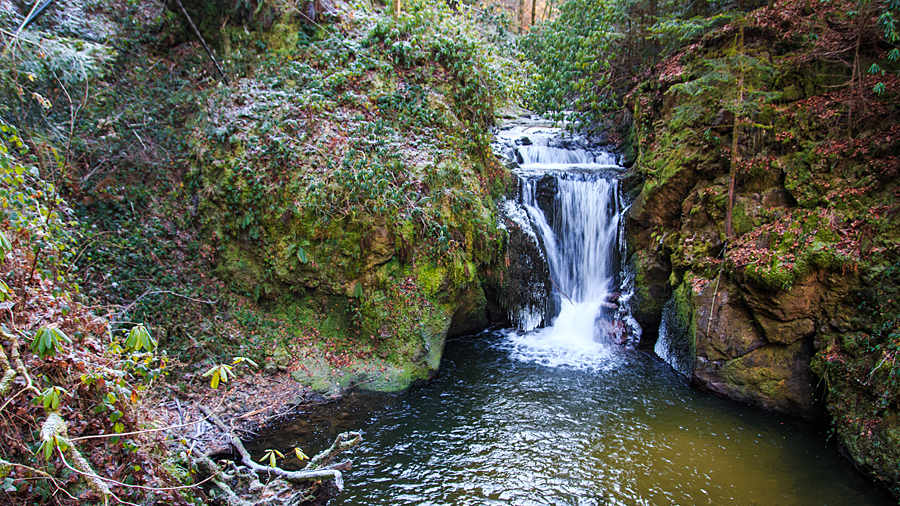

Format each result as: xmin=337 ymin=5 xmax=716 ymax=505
xmin=498 ymin=302 xmax=620 ymax=371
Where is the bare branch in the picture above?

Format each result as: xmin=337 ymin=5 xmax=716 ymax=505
xmin=198 ymin=405 xmax=361 ymax=488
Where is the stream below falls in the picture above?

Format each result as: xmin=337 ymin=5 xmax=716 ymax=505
xmin=248 ymin=123 xmax=893 ymax=505
xmin=250 ymin=334 xmax=893 ymax=505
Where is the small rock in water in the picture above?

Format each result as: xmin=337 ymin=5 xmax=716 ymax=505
xmin=599 ymin=319 xmax=628 ymax=345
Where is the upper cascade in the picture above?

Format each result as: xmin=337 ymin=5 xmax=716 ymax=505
xmin=493 ymin=123 xmax=619 ymax=170
xmin=517 ymin=145 xmax=617 ymax=166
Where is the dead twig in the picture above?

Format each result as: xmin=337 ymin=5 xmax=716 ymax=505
xmin=548 ymin=273 xmax=573 ymax=305
xmin=171 ymin=0 xmax=230 ymax=85
xmin=111 ymin=289 xmax=219 ymax=321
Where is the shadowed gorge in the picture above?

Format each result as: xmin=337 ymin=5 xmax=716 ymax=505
xmin=1 ymin=0 xmax=899 ymax=504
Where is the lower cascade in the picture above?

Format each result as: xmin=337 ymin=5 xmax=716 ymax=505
xmin=495 ymin=124 xmax=640 ymax=369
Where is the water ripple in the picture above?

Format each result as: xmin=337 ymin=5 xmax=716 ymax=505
xmin=252 ymin=334 xmax=893 ymax=506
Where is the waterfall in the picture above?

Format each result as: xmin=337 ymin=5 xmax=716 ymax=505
xmin=522 ymin=173 xmax=620 ymax=324
xmin=517 ymin=146 xmax=617 ymax=166
xmin=495 ymin=124 xmax=641 ymax=369
xmin=654 ymin=298 xmax=695 ymax=378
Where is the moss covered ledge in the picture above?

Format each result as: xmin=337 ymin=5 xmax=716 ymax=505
xmin=186 ymin=0 xmax=523 ymax=393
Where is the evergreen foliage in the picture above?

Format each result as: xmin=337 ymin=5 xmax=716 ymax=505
xmin=520 ymin=0 xmax=768 ymax=128
xmin=626 ymin=0 xmax=900 ymax=494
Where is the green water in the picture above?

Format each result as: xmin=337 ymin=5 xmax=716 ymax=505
xmin=250 ymin=333 xmax=894 ymax=505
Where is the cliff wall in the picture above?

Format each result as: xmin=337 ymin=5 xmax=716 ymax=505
xmin=625 ymin=5 xmax=900 ymax=493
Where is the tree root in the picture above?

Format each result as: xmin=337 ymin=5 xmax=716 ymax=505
xmin=306 ymin=432 xmax=361 ymax=471
xmin=0 ymin=343 xmax=16 ymax=399
xmin=190 ymin=450 xmax=255 ymax=506
xmin=195 ymin=405 xmax=361 ymax=506
xmin=41 ymin=411 xmax=113 ymax=502
xmin=9 ymin=337 xmax=37 ymax=394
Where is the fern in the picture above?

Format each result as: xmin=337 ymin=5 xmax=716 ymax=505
xmin=650 ymin=13 xmax=737 ymax=54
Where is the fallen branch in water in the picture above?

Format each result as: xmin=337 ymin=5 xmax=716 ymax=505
xmin=198 ymin=405 xmax=361 ymax=487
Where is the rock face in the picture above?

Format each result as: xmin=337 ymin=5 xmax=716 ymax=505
xmin=494 ymin=198 xmax=551 ymax=330
xmin=624 ymin=11 xmax=900 ymax=495
xmin=673 ymin=272 xmax=853 ymax=418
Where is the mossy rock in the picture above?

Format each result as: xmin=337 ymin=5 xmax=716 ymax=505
xmin=629 ymin=250 xmax=673 ymax=342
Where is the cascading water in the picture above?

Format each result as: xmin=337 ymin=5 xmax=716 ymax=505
xmin=654 ymin=297 xmax=695 ymax=377
xmin=495 ymin=125 xmax=640 ymax=369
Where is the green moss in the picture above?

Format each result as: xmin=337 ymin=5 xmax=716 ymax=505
xmin=731 ymin=200 xmax=755 ymax=236
xmin=673 ymin=280 xmax=695 ymax=333
xmin=624 ymin=6 xmax=900 ymax=495
xmin=721 ymin=358 xmax=782 ymax=399
xmin=673 ymin=278 xmax=698 ymax=363
xmin=417 ymin=263 xmax=448 ymax=296
xmin=217 ymin=242 xmax=266 ymax=295
xmin=630 ymin=250 xmax=670 ymax=325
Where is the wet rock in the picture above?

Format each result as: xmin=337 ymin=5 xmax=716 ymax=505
xmin=628 ymin=165 xmax=699 ymax=238
xmin=535 ymin=175 xmax=558 ymax=217
xmin=692 ymin=280 xmax=767 ymax=360
xmin=694 ymin=338 xmax=816 ymax=418
xmin=447 ymin=284 xmax=488 ymax=338
xmin=629 ymin=251 xmax=672 ymax=345
xmin=496 ymin=202 xmax=551 ymax=329
xmin=755 ymin=315 xmax=815 ymax=345
xmin=599 ymin=319 xmax=629 ymax=345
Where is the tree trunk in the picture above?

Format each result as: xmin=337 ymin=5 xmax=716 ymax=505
xmin=42 ymin=412 xmax=113 ymax=501
xmin=518 ymin=0 xmax=526 ymax=34
xmin=726 ymin=119 xmax=741 ymax=239
xmin=725 ymin=25 xmax=745 ymax=240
